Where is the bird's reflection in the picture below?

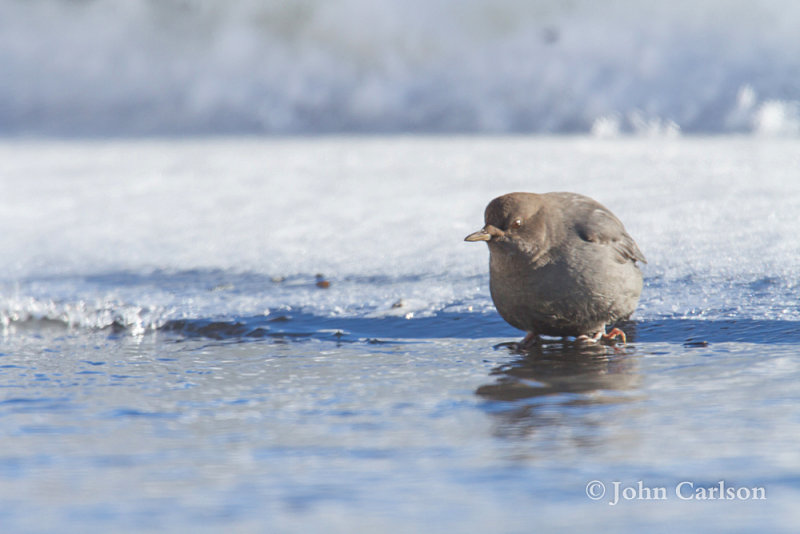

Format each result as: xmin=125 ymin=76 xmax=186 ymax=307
xmin=478 ymin=340 xmax=640 ymax=401
xmin=476 ymin=339 xmax=642 ymax=444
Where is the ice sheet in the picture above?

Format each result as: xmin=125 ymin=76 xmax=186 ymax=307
xmin=1 ymin=137 xmax=798 ymax=334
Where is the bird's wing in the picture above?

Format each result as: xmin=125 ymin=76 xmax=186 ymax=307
xmin=567 ymin=195 xmax=647 ymax=264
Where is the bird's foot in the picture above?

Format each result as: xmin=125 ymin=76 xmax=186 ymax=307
xmin=577 ymin=328 xmax=627 ymax=345
xmin=493 ymin=332 xmax=539 ymax=352
xmin=576 ymin=333 xmax=599 ymax=344
xmin=601 ymin=327 xmax=626 ymax=344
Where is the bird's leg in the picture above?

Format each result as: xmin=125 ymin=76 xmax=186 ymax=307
xmin=519 ymin=331 xmax=539 ymax=349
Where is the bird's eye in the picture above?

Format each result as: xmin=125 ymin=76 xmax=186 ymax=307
xmin=510 ymin=219 xmax=522 ymax=230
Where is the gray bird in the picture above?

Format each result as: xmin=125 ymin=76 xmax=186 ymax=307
xmin=465 ymin=192 xmax=646 ymax=347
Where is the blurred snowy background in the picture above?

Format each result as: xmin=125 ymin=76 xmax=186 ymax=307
xmin=1 ymin=0 xmax=799 ymax=137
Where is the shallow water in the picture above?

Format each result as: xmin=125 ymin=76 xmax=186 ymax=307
xmin=1 ymin=136 xmax=799 ymax=532
xmin=1 ymin=328 xmax=798 ymax=533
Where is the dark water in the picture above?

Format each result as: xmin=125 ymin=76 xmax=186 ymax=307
xmin=1 ymin=314 xmax=798 ymax=533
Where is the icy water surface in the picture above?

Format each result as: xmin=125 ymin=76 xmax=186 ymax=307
xmin=1 ymin=137 xmax=799 ymax=532
xmin=1 ymin=329 xmax=798 ymax=533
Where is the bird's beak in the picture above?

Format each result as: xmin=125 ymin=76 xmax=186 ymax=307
xmin=464 ymin=228 xmax=493 ymax=242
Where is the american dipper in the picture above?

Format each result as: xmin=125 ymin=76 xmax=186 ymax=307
xmin=465 ymin=192 xmax=646 ymax=346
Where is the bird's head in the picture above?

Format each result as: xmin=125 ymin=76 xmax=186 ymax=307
xmin=464 ymin=193 xmax=551 ymax=257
